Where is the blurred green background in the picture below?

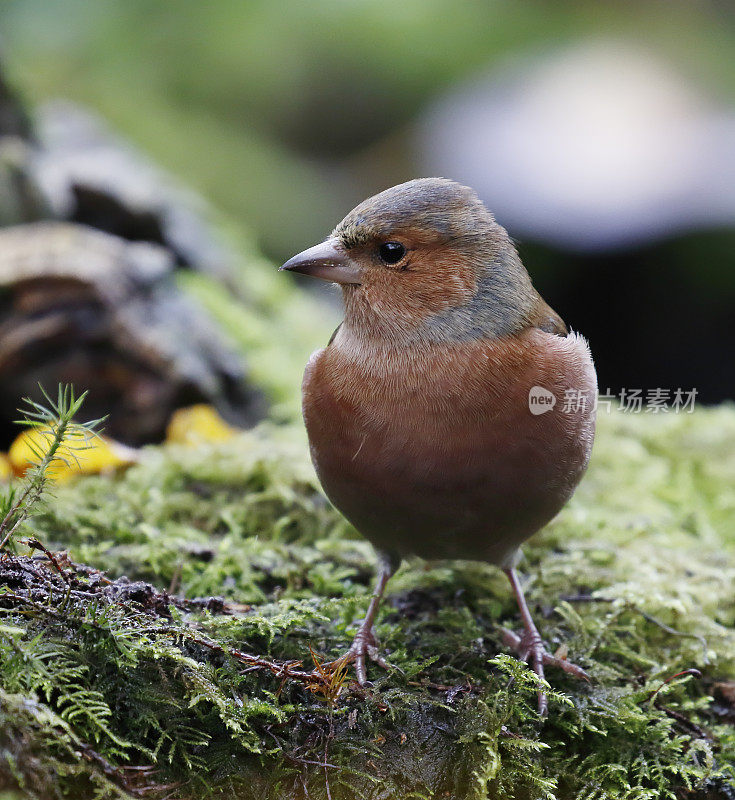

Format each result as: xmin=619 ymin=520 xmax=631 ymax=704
xmin=1 ymin=0 xmax=734 ymax=408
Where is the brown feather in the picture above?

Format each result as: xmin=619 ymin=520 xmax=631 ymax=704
xmin=304 ymin=327 xmax=595 ymax=566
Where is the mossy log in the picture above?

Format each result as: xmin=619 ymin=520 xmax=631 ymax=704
xmin=1 ymin=410 xmax=734 ymax=799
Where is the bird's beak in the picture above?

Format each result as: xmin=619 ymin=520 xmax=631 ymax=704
xmin=279 ymin=239 xmax=361 ymax=285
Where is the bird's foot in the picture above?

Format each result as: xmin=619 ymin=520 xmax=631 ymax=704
xmin=500 ymin=626 xmax=590 ymax=716
xmin=322 ymin=624 xmax=391 ymax=686
xmin=313 ymin=554 xmax=398 ymax=689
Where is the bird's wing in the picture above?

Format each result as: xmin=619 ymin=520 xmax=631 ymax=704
xmin=327 ymin=323 xmax=342 ymax=346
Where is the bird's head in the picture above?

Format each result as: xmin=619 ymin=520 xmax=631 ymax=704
xmin=281 ymin=178 xmax=564 ymax=345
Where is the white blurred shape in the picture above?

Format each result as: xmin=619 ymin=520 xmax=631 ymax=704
xmin=418 ymin=41 xmax=735 ymax=250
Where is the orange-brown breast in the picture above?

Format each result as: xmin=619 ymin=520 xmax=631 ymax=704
xmin=302 ymin=327 xmax=596 ymax=566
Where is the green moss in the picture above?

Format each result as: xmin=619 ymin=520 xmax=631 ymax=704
xmin=1 ymin=408 xmax=734 ymax=799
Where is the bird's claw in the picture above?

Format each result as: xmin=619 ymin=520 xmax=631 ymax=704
xmin=500 ymin=626 xmax=590 ymax=716
xmin=325 ymin=626 xmax=392 ymax=686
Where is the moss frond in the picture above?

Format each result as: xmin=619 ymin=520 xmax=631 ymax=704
xmin=0 ymin=409 xmax=733 ymax=798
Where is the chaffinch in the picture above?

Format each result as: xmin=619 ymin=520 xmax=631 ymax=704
xmin=281 ymin=178 xmax=597 ymax=714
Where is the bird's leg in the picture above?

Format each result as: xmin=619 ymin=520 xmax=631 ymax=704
xmin=501 ymin=567 xmax=589 ymax=716
xmin=326 ymin=553 xmax=398 ymax=685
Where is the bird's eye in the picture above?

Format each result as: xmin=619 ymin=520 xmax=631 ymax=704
xmin=378 ymin=241 xmax=406 ymax=266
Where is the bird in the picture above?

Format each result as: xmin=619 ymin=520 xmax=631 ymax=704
xmin=280 ymin=178 xmax=597 ymax=714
